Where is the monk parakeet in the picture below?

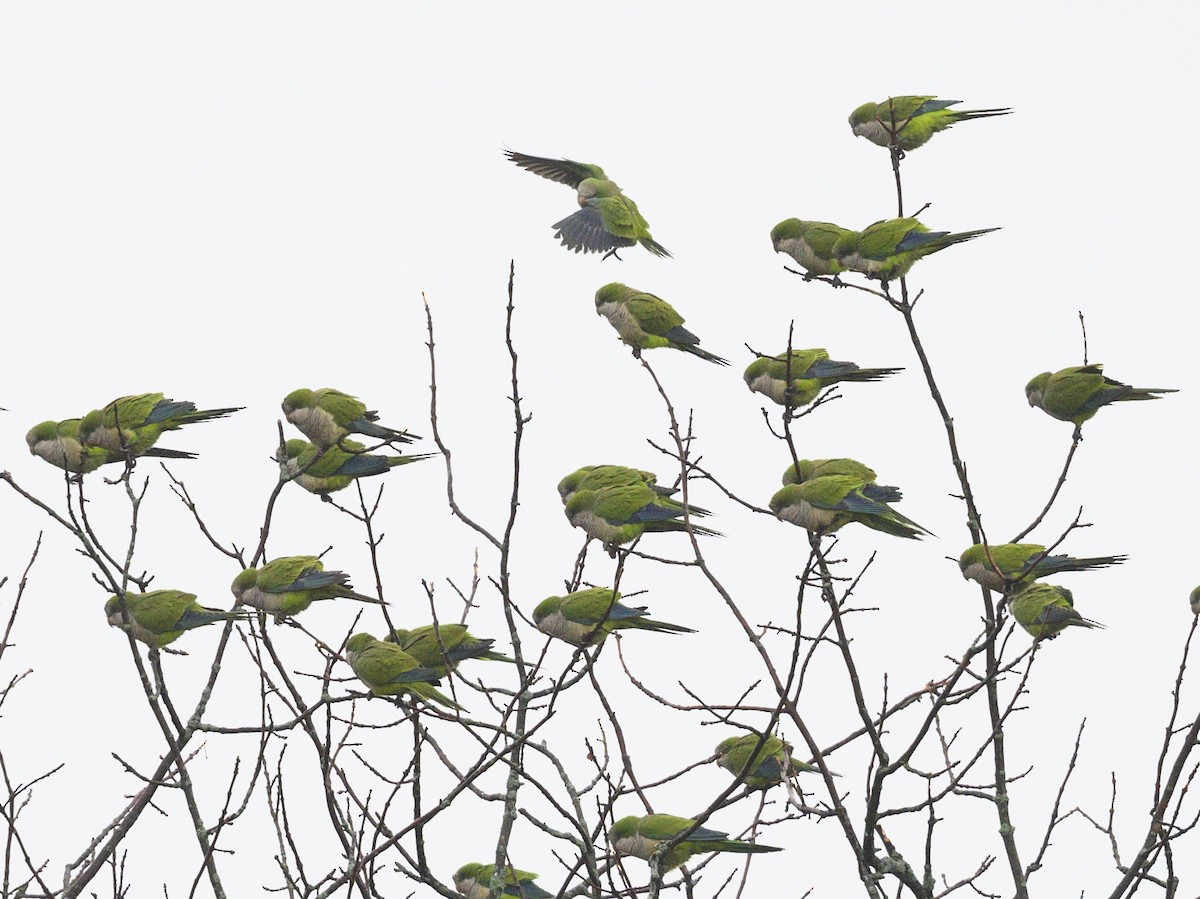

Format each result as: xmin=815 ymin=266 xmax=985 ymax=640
xmin=278 ymin=439 xmax=433 ymax=496
xmin=231 ymin=556 xmax=384 ymax=618
xmin=105 ymin=590 xmax=249 ymax=648
xmin=608 ymin=814 xmax=782 ymax=871
xmin=714 ymin=733 xmax=827 ymax=790
xmin=834 ymin=218 xmax=998 ymax=284
xmin=849 ymin=96 xmax=1011 ymax=152
xmin=781 ymin=458 xmax=901 ymax=502
xmin=343 ymin=633 xmax=459 ymax=709
xmin=533 ymin=587 xmax=694 ymax=647
xmin=594 ymin=282 xmax=727 ymax=365
xmin=771 ymin=475 xmax=931 ymax=539
xmin=1190 ymin=587 xmax=1200 ymax=616
xmin=959 ymin=543 xmax=1126 ymax=592
xmin=1009 ymin=583 xmax=1103 ymax=640
xmin=565 ymin=485 xmax=720 ymax=545
xmin=557 ymin=465 xmax=710 ymax=515
xmin=452 ymin=863 xmax=552 ymax=899
xmin=282 ymin=388 xmax=417 ymax=448
xmin=1025 ymin=365 xmax=1177 ymax=427
xmin=744 ymin=349 xmax=902 ymax=408
xmin=387 ymin=623 xmax=512 ymax=677
xmin=505 ymin=150 xmax=670 ymax=258
xmin=770 ymin=219 xmax=857 ymax=280
xmin=79 ymin=393 xmax=241 ymax=457
xmin=27 ymin=418 xmax=196 ymax=474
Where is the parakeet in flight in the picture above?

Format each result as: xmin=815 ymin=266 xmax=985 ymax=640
xmin=557 ymin=465 xmax=709 ymax=515
xmin=79 ymin=393 xmax=241 ymax=458
xmin=594 ymin=282 xmax=727 ymax=364
xmin=781 ymin=458 xmax=902 ymax=502
xmin=959 ymin=543 xmax=1126 ymax=592
xmin=27 ymin=418 xmax=196 ymax=474
xmin=532 ymin=587 xmax=694 ymax=647
xmin=849 ymin=96 xmax=1011 ymax=152
xmin=105 ymin=590 xmax=249 ymax=648
xmin=833 ymin=217 xmax=998 ymax=284
xmin=505 ymin=150 xmax=670 ymax=258
xmin=714 ymin=733 xmax=826 ymax=790
xmin=452 ymin=863 xmax=552 ymax=899
xmin=608 ymin=814 xmax=782 ymax=871
xmin=744 ymin=349 xmax=901 ymax=408
xmin=1025 ymin=365 xmax=1177 ymax=428
xmin=1008 ymin=583 xmax=1103 ymax=640
xmin=770 ymin=475 xmax=931 ymax=539
xmin=564 ymin=484 xmax=720 ymax=545
xmin=282 ymin=388 xmax=417 ymax=448
xmin=770 ymin=219 xmax=858 ymax=281
xmin=277 ymin=438 xmax=433 ymax=496
xmin=387 ymin=623 xmax=512 ymax=677
xmin=343 ymin=633 xmax=459 ymax=709
xmin=231 ymin=556 xmax=384 ymax=619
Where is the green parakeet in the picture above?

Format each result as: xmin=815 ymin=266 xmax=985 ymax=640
xmin=505 ymin=150 xmax=670 ymax=258
xmin=343 ymin=633 xmax=459 ymax=709
xmin=281 ymin=387 xmax=417 ymax=448
xmin=277 ymin=439 xmax=433 ymax=496
xmin=781 ymin=458 xmax=901 ymax=502
xmin=1008 ymin=583 xmax=1103 ymax=640
xmin=594 ymin=282 xmax=727 ymax=365
xmin=1190 ymin=586 xmax=1200 ymax=616
xmin=387 ymin=624 xmax=512 ymax=677
xmin=849 ymin=96 xmax=1011 ymax=152
xmin=564 ymin=484 xmax=720 ymax=545
xmin=557 ymin=465 xmax=710 ymax=515
xmin=771 ymin=475 xmax=931 ymax=539
xmin=1025 ymin=365 xmax=1177 ymax=427
xmin=959 ymin=543 xmax=1126 ymax=592
xmin=532 ymin=587 xmax=694 ymax=647
xmin=770 ymin=219 xmax=857 ymax=280
xmin=833 ymin=217 xmax=998 ymax=284
xmin=608 ymin=814 xmax=782 ymax=871
xmin=105 ymin=590 xmax=249 ymax=648
xmin=79 ymin=393 xmax=241 ymax=457
xmin=452 ymin=863 xmax=552 ymax=899
xmin=714 ymin=733 xmax=827 ymax=790
xmin=231 ymin=556 xmax=384 ymax=618
xmin=27 ymin=418 xmax=197 ymax=474
xmin=743 ymin=349 xmax=902 ymax=408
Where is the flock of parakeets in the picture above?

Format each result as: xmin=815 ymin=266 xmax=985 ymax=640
xmin=17 ymin=97 xmax=1189 ymax=892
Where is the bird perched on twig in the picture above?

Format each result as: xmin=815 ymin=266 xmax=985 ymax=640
xmin=849 ymin=95 xmax=1011 ymax=153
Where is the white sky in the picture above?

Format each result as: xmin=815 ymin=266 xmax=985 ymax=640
xmin=1 ymin=3 xmax=1197 ymax=896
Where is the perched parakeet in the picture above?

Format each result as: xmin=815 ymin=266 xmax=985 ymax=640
xmin=79 ymin=393 xmax=241 ymax=457
xmin=387 ymin=623 xmax=512 ymax=677
xmin=743 ymin=349 xmax=902 ymax=408
xmin=833 ymin=217 xmax=998 ymax=284
xmin=770 ymin=219 xmax=857 ymax=280
xmin=343 ymin=633 xmax=459 ymax=709
xmin=594 ymin=282 xmax=727 ymax=365
xmin=277 ymin=439 xmax=433 ymax=496
xmin=771 ymin=475 xmax=931 ymax=539
xmin=505 ymin=150 xmax=670 ymax=258
xmin=1008 ymin=583 xmax=1103 ymax=640
xmin=105 ymin=590 xmax=249 ymax=648
xmin=533 ymin=587 xmax=694 ymax=647
xmin=27 ymin=418 xmax=197 ymax=474
xmin=959 ymin=543 xmax=1126 ymax=592
xmin=849 ymin=96 xmax=1011 ymax=152
xmin=557 ymin=465 xmax=710 ymax=515
xmin=282 ymin=388 xmax=417 ymax=448
xmin=231 ymin=556 xmax=384 ymax=618
xmin=714 ymin=733 xmax=825 ymax=790
xmin=452 ymin=863 xmax=552 ymax=899
xmin=1025 ymin=365 xmax=1177 ymax=427
xmin=608 ymin=814 xmax=782 ymax=871
xmin=781 ymin=458 xmax=901 ymax=502
xmin=564 ymin=484 xmax=720 ymax=545
xmin=1190 ymin=587 xmax=1200 ymax=616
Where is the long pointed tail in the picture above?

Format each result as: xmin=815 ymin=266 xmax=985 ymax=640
xmin=1036 ymin=554 xmax=1127 ymax=577
xmin=833 ymin=366 xmax=904 ymax=383
xmin=386 ymin=452 xmax=438 ymax=468
xmin=1123 ymin=387 xmax=1178 ymax=401
xmin=951 ymin=107 xmax=1013 ymax=122
xmin=639 ymin=236 xmax=672 ymax=258
xmin=179 ymin=406 xmax=244 ymax=425
xmin=683 ymin=344 xmax=730 ymax=366
xmin=355 ymin=420 xmax=420 ymax=444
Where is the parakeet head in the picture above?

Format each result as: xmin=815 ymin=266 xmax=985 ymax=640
xmin=1025 ymin=372 xmax=1050 ymax=408
xmin=281 ymin=389 xmax=315 ymax=415
xmin=594 ymin=282 xmax=628 ymax=310
xmin=103 ymin=595 xmax=123 ymax=621
xmin=452 ymin=863 xmax=484 ymax=884
xmin=277 ymin=439 xmax=307 ymax=463
xmin=531 ymin=596 xmax=562 ymax=626
xmin=743 ymin=356 xmax=772 ymax=386
xmin=714 ymin=736 xmax=739 ymax=760
xmin=848 ymin=101 xmax=877 ymax=128
xmin=608 ymin=816 xmax=639 ymax=841
xmin=230 ymin=568 xmax=258 ymax=599
xmin=769 ymin=218 xmax=805 ymax=249
xmin=345 ymin=633 xmax=376 ymax=654
xmin=25 ymin=421 xmax=61 ymax=449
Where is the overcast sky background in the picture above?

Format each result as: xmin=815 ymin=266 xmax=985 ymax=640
xmin=1 ymin=3 xmax=1197 ymax=896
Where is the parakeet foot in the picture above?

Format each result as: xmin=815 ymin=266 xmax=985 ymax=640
xmin=601 ymin=248 xmax=624 ymax=262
